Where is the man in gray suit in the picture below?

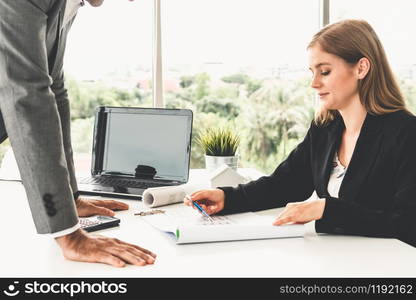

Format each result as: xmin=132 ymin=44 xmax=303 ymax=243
xmin=0 ymin=0 xmax=156 ymax=267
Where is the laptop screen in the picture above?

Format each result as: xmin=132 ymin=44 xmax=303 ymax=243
xmin=96 ymin=107 xmax=192 ymax=182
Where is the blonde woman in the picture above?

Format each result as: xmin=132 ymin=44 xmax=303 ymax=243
xmin=184 ymin=19 xmax=416 ymax=247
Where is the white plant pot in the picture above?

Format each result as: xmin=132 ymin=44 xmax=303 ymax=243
xmin=205 ymin=155 xmax=239 ymax=173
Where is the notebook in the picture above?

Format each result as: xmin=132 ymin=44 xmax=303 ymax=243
xmin=77 ymin=106 xmax=193 ymax=199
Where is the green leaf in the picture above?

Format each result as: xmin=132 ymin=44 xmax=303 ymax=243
xmin=196 ymin=127 xmax=240 ymax=156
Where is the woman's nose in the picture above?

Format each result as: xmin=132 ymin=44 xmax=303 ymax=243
xmin=310 ymin=75 xmax=321 ymax=89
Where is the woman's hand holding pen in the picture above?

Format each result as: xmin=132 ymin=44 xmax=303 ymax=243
xmin=273 ymin=199 xmax=326 ymax=226
xmin=183 ymin=189 xmax=225 ymax=215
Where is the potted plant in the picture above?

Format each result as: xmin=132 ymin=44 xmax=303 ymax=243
xmin=197 ymin=127 xmax=240 ymax=172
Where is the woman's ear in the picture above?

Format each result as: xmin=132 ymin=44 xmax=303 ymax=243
xmin=357 ymin=57 xmax=370 ymax=79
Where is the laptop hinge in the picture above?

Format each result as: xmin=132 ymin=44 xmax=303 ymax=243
xmin=91 ymin=107 xmax=107 ymax=175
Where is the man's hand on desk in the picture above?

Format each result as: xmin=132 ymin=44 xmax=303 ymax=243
xmin=75 ymin=197 xmax=129 ymax=217
xmin=55 ymin=229 xmax=157 ymax=267
xmin=184 ymin=189 xmax=225 ymax=215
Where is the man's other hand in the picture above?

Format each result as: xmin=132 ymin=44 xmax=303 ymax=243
xmin=75 ymin=197 xmax=129 ymax=217
xmin=56 ymin=229 xmax=156 ymax=267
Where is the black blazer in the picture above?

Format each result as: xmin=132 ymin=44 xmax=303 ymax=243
xmin=220 ymin=110 xmax=416 ymax=246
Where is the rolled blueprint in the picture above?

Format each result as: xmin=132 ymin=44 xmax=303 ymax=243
xmin=142 ymin=182 xmax=208 ymax=207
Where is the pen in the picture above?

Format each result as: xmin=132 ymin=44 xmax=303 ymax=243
xmin=185 ymin=195 xmax=214 ymax=223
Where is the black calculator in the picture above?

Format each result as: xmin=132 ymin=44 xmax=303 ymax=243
xmin=79 ymin=215 xmax=120 ymax=232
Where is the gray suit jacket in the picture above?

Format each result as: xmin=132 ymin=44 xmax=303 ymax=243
xmin=0 ymin=0 xmax=79 ymax=234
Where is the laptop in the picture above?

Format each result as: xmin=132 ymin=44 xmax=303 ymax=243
xmin=78 ymin=106 xmax=193 ymax=199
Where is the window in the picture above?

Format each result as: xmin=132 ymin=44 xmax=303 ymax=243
xmin=0 ymin=0 xmax=334 ymax=176
xmin=65 ymin=1 xmax=153 ymax=173
xmin=162 ymin=0 xmax=320 ymax=173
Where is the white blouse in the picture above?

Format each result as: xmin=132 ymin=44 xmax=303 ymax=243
xmin=304 ymin=153 xmax=347 ymax=235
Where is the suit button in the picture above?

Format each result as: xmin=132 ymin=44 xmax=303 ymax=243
xmin=43 ymin=193 xmax=53 ymax=202
xmin=45 ymin=208 xmax=57 ymax=217
xmin=43 ymin=193 xmax=57 ymax=217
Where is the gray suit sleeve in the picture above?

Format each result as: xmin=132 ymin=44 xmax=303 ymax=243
xmin=50 ymin=14 xmax=79 ymax=200
xmin=0 ymin=0 xmax=79 ymax=234
xmin=51 ymin=70 xmax=79 ymax=199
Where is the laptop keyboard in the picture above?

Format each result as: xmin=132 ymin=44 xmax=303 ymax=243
xmin=79 ymin=176 xmax=170 ymax=189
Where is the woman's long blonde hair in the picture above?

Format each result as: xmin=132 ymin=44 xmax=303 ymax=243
xmin=308 ymin=19 xmax=410 ymax=125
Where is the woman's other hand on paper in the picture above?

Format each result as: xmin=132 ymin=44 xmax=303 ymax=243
xmin=183 ymin=189 xmax=225 ymax=215
xmin=273 ymin=199 xmax=326 ymax=225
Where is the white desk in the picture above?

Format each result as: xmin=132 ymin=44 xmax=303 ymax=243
xmin=1 ymin=169 xmax=416 ymax=277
